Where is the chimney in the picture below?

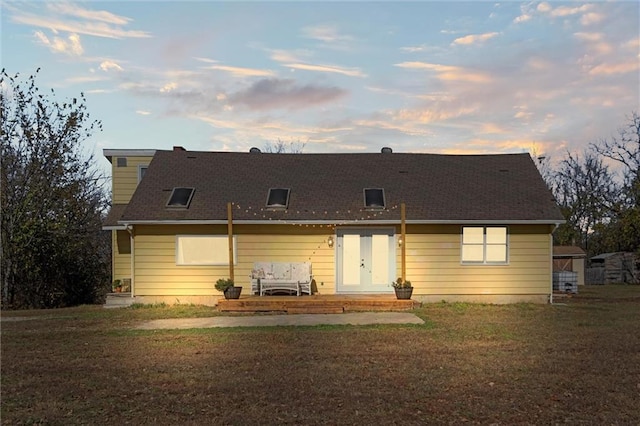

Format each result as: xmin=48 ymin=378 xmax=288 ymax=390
xmin=173 ymin=146 xmax=186 ymax=151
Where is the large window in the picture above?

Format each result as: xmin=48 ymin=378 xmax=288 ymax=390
xmin=461 ymin=226 xmax=508 ymax=264
xmin=176 ymin=235 xmax=237 ymax=265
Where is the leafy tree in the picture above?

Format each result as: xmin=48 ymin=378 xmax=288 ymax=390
xmin=1 ymin=69 xmax=109 ymax=308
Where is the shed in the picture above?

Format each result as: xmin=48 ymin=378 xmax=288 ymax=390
xmin=589 ymin=252 xmax=639 ymax=284
xmin=553 ymin=246 xmax=586 ymax=286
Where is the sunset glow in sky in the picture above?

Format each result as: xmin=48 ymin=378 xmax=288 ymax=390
xmin=2 ymin=1 xmax=639 ymax=167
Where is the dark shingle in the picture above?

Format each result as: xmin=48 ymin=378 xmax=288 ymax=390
xmin=119 ymin=151 xmax=563 ymax=223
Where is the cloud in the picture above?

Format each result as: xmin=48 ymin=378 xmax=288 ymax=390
xmin=46 ymin=3 xmax=131 ymax=25
xmin=136 ymin=110 xmax=151 ymax=115
xmin=193 ymin=57 xmax=219 ymax=64
xmin=548 ymin=3 xmax=593 ymax=18
xmin=160 ymin=82 xmax=177 ymax=93
xmin=452 ymin=32 xmax=499 ymax=46
xmin=227 ymin=78 xmax=347 ymax=110
xmin=9 ymin=3 xmax=151 ymax=39
xmin=589 ymin=61 xmax=639 ymax=76
xmin=394 ymin=62 xmax=491 ymax=83
xmin=34 ymin=31 xmax=83 ymax=55
xmin=302 ymin=24 xmax=353 ymax=43
xmin=206 ymin=65 xmax=275 ymax=77
xmin=581 ymin=12 xmax=604 ymax=26
xmin=99 ymin=60 xmax=123 ymax=72
xmin=400 ymin=45 xmax=427 ymax=53
xmin=283 ymin=62 xmax=366 ymax=78
xmin=516 ymin=2 xmax=597 ymax=25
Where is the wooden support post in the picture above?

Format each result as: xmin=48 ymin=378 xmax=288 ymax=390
xmin=401 ymin=202 xmax=406 ymax=282
xmin=227 ymin=202 xmax=234 ymax=281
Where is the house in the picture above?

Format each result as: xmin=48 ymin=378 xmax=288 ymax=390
xmin=588 ymin=252 xmax=639 ymax=284
xmin=103 ymin=147 xmax=564 ymax=305
xmin=553 ymin=246 xmax=587 ymax=286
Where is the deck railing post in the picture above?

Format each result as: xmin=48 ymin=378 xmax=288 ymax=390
xmin=401 ymin=202 xmax=406 ymax=282
xmin=227 ymin=202 xmax=234 ymax=281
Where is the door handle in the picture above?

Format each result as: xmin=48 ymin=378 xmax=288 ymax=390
xmin=361 ymin=259 xmax=365 ymax=268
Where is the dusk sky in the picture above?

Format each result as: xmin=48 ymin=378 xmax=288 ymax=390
xmin=2 ymin=1 xmax=639 ymax=172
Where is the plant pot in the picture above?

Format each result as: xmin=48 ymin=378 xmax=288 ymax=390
xmin=394 ymin=287 xmax=413 ymax=300
xmin=224 ymin=286 xmax=242 ymax=300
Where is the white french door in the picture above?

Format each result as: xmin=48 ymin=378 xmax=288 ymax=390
xmin=336 ymin=228 xmax=395 ymax=293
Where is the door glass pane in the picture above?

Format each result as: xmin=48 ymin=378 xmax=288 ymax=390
xmin=371 ymin=234 xmax=389 ymax=285
xmin=342 ymin=234 xmax=361 ymax=285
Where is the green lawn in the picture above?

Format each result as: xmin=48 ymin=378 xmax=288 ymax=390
xmin=2 ymin=285 xmax=639 ymax=425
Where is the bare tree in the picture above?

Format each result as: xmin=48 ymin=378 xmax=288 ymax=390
xmin=263 ymin=138 xmax=307 ymax=153
xmin=551 ymin=150 xmax=619 ymax=252
xmin=589 ymin=112 xmax=640 ymax=255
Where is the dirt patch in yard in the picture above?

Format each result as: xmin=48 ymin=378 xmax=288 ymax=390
xmin=2 ymin=285 xmax=639 ymax=425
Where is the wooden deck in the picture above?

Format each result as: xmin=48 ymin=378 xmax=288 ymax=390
xmin=217 ymin=294 xmax=420 ymax=314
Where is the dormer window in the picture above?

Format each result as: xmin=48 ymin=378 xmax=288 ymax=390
xmin=266 ymin=188 xmax=290 ymax=209
xmin=167 ymin=187 xmax=195 ymax=208
xmin=364 ymin=188 xmax=385 ymax=209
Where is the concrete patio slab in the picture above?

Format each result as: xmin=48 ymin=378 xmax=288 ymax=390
xmin=136 ymin=312 xmax=425 ymax=330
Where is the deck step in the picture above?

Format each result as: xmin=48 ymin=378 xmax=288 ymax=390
xmin=104 ymin=293 xmax=135 ymax=309
xmin=217 ymin=296 xmax=418 ymax=314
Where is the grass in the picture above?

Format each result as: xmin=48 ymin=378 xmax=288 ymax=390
xmin=2 ymin=285 xmax=639 ymax=425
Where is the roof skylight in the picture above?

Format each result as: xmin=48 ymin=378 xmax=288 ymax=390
xmin=266 ymin=188 xmax=290 ymax=209
xmin=364 ymin=188 xmax=385 ymax=209
xmin=166 ymin=187 xmax=195 ymax=208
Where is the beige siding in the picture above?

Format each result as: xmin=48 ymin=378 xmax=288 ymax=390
xmin=112 ymin=156 xmax=153 ymax=204
xmin=133 ymin=225 xmax=335 ymax=296
xmin=399 ymin=224 xmax=553 ymax=296
xmin=131 ymin=223 xmax=552 ymax=299
xmin=112 ymin=230 xmax=131 ymax=281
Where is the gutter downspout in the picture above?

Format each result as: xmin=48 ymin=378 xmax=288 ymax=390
xmin=127 ymin=225 xmax=134 ymax=298
xmin=549 ymin=223 xmax=561 ymax=304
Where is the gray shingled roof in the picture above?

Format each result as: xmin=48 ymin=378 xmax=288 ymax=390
xmin=103 ymin=204 xmax=128 ymax=228
xmin=119 ymin=150 xmax=563 ymax=224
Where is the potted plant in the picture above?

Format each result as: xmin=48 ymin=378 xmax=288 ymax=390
xmin=112 ymin=279 xmax=122 ymax=293
xmin=215 ymin=278 xmax=242 ymax=300
xmin=392 ymin=277 xmax=413 ymax=300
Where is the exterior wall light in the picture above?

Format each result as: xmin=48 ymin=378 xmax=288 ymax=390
xmin=327 ymin=236 xmax=334 ymax=248
xmin=398 ymin=236 xmax=403 ymax=247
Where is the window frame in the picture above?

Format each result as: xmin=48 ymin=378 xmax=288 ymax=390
xmin=175 ymin=235 xmax=237 ymax=266
xmin=166 ymin=187 xmax=195 ymax=209
xmin=138 ymin=164 xmax=148 ymax=183
xmin=265 ymin=188 xmax=291 ymax=210
xmin=461 ymin=226 xmax=509 ymax=265
xmin=363 ymin=188 xmax=386 ymax=210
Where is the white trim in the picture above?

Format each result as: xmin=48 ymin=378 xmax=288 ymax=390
xmin=118 ymin=219 xmax=565 ymax=226
xmin=137 ymin=164 xmax=149 ymax=183
xmin=103 ymin=149 xmax=156 ymax=158
xmin=102 ymin=225 xmax=127 ymax=231
xmin=460 ymin=226 xmax=509 ymax=265
xmin=130 ymin=228 xmax=135 ymax=298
